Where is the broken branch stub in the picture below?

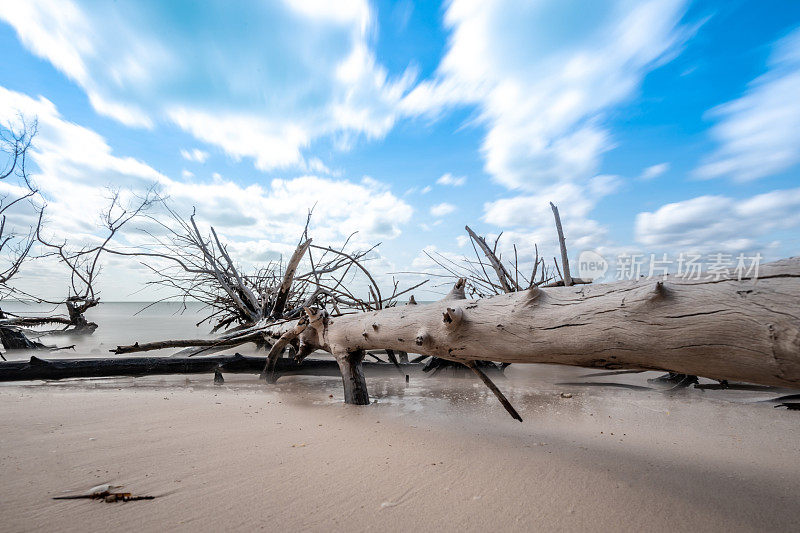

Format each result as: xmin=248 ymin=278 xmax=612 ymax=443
xmin=549 ymin=202 xmax=572 ymax=287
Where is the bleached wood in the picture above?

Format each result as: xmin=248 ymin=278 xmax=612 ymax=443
xmin=270 ymin=239 xmax=312 ymax=319
xmin=299 ymin=258 xmax=800 ymax=390
xmin=550 ymin=202 xmax=572 ymax=286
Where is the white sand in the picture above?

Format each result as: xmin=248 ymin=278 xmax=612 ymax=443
xmin=1 ymin=367 xmax=799 ymax=532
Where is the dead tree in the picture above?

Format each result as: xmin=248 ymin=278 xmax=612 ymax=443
xmin=30 ymin=189 xmax=156 ymax=335
xmin=263 ymin=257 xmax=800 ymax=413
xmin=0 ymin=353 xmax=424 ymax=382
xmin=0 ymin=117 xmax=45 ymax=354
xmin=108 ymin=204 xmax=427 ymax=357
xmin=0 ymin=117 xmax=41 ymax=296
xmin=108 ymin=203 xmax=607 ymax=419
xmin=53 ymin=198 xmax=799 ymax=421
xmin=250 ymin=205 xmax=799 ymax=420
xmin=0 ymin=117 xmax=153 ymax=351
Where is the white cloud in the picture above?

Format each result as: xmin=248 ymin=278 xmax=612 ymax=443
xmin=639 ymin=162 xmax=669 ymax=180
xmin=483 ymin=175 xmax=621 ymax=250
xmin=430 ymin=202 xmax=456 ymax=217
xmin=402 ymin=0 xmax=690 ymax=191
xmin=88 ymin=92 xmax=153 ymax=128
xmin=405 ymin=185 xmax=432 ymax=195
xmin=635 ymin=187 xmax=800 ymax=252
xmin=695 ymin=27 xmax=800 ymax=181
xmin=306 ymin=157 xmax=331 ymax=174
xmin=0 ymin=85 xmax=413 ymax=299
xmin=0 ymin=86 xmax=168 ymax=197
xmin=0 ymin=0 xmax=415 ymax=171
xmin=398 ymin=0 xmax=689 ymax=259
xmin=180 ymin=169 xmax=194 ymax=179
xmin=180 ymin=148 xmax=209 ymax=164
xmin=436 ymin=172 xmax=466 ymax=186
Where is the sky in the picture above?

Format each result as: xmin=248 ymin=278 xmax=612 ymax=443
xmin=1 ymin=0 xmax=799 ymax=301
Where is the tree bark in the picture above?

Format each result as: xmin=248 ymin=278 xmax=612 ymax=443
xmin=298 ymin=258 xmax=800 ymax=392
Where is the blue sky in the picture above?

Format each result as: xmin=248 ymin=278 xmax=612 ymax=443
xmin=1 ymin=0 xmax=799 ymax=299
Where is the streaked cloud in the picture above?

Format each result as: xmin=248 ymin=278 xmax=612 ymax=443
xmin=180 ymin=149 xmax=209 ymax=164
xmin=430 ymin=202 xmax=456 ymax=217
xmin=695 ymin=27 xmax=800 ymax=181
xmin=639 ymin=162 xmax=670 ymax=180
xmin=0 ymin=0 xmax=416 ymax=171
xmin=402 ymin=0 xmax=690 ymax=191
xmin=635 ymin=187 xmax=800 ymax=252
xmin=436 ymin=173 xmax=466 ymax=186
xmin=483 ymin=175 xmax=621 ymax=249
xmin=0 ymin=85 xmax=413 ymax=298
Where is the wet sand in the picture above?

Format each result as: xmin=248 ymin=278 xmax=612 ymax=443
xmin=1 ymin=366 xmax=799 ymax=532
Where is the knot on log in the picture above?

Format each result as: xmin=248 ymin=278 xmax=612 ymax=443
xmin=442 ymin=307 xmax=463 ymax=329
xmin=415 ymin=330 xmax=428 ymax=346
xmin=652 ymin=281 xmax=668 ymax=299
xmin=303 ymin=307 xmax=325 ymax=328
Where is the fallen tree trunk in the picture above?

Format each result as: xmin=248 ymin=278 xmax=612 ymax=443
xmin=293 ymin=258 xmax=800 ymax=404
xmin=0 ymin=354 xmax=425 ymax=382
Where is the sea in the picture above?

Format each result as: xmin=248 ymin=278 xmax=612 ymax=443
xmin=0 ymin=301 xmax=215 ymax=358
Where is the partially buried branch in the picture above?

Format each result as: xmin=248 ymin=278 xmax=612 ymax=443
xmin=464 ymin=360 xmax=523 ymax=422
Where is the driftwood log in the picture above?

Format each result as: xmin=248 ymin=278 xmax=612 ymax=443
xmin=0 ymin=353 xmax=425 ymax=382
xmin=284 ymin=257 xmax=800 ymax=405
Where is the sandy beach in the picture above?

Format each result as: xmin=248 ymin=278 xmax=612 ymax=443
xmin=1 ymin=367 xmax=799 ymax=532
xmin=3 ymin=1 xmax=800 ymax=532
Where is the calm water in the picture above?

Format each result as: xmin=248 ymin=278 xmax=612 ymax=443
xmin=0 ymin=301 xmax=215 ymax=358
